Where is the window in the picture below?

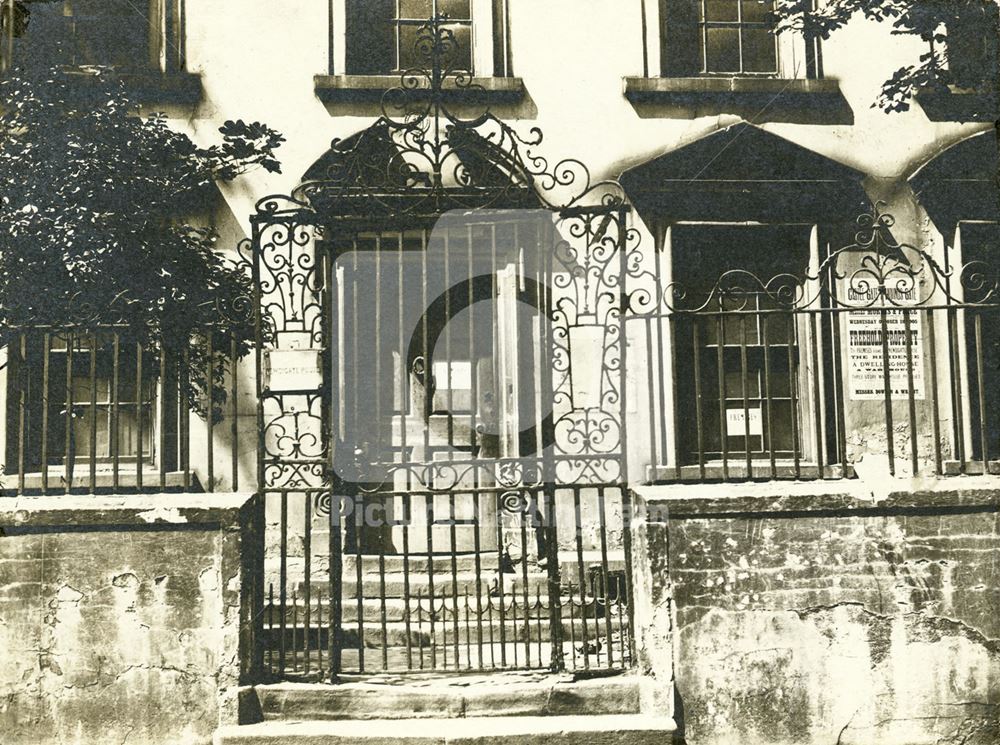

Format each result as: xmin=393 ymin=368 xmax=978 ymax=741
xmin=662 ymin=0 xmax=778 ymax=76
xmin=342 ymin=0 xmax=510 ymax=77
xmin=0 ymin=0 xmax=184 ymax=75
xmin=672 ymin=225 xmax=812 ymax=464
xmin=941 ymin=2 xmax=999 ymax=90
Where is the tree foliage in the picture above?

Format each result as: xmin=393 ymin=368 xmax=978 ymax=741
xmin=0 ymin=69 xmax=284 ymax=416
xmin=773 ymin=0 xmax=1000 ymax=112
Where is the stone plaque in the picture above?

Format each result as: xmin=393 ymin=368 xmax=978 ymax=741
xmin=264 ymin=349 xmax=323 ymax=392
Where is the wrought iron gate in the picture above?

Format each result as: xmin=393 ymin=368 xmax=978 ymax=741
xmin=248 ymin=15 xmax=636 ymax=681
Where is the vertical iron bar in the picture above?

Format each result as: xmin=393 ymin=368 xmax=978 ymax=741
xmin=573 ymin=487 xmax=589 ymax=670
xmin=739 ymin=315 xmax=752 ymax=479
xmin=787 ymin=314 xmax=800 ymax=479
xmin=808 ymin=313 xmax=825 ymax=478
xmin=903 ymin=309 xmax=919 ymax=474
xmin=181 ymin=346 xmax=190 ymax=490
xmin=465 ymin=584 xmax=473 ymax=670
xmin=597 ymin=486 xmax=614 ymax=668
xmin=927 ymin=310 xmax=943 ymax=474
xmin=379 ymin=551 xmax=388 ymax=671
xmin=206 ymin=332 xmax=215 ymax=490
xmin=88 ymin=334 xmax=97 ymax=493
xmin=230 ymin=337 xmax=239 ymax=492
xmin=354 ymin=490 xmax=364 ymax=672
xmin=41 ymin=333 xmax=51 ymax=494
xmin=279 ymin=493 xmax=287 ymax=675
xmin=975 ymin=313 xmax=988 ymax=471
xmin=761 ymin=315 xmax=776 ymax=478
xmin=135 ymin=343 xmax=143 ymax=490
xmin=159 ymin=339 xmax=167 ymax=491
xmin=303 ymin=494 xmax=312 ymax=677
xmin=693 ymin=320 xmax=705 ymax=479
xmin=110 ymin=334 xmax=119 ymax=491
xmin=568 ymin=582 xmax=577 ymax=670
xmin=519 ymin=498 xmax=530 ymax=666
xmin=64 ymin=333 xmax=74 ymax=493
xmin=716 ymin=308 xmax=729 ymax=479
xmin=878 ymin=308 xmax=896 ymax=476
xmin=17 ymin=333 xmax=26 ymax=494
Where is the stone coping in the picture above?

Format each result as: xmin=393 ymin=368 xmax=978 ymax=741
xmin=0 ymin=492 xmax=257 ymax=531
xmin=632 ymin=476 xmax=1000 ymax=521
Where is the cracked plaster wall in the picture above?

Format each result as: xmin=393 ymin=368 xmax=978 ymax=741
xmin=0 ymin=496 xmax=258 ymax=745
xmin=637 ymin=488 xmax=1000 ymax=745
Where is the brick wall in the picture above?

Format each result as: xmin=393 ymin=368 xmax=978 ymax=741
xmin=0 ymin=493 xmax=262 ymax=745
xmin=632 ymin=479 xmax=1000 ymax=745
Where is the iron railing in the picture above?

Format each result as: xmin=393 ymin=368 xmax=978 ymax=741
xmin=2 ymin=323 xmax=245 ymax=494
xmin=636 ymin=208 xmax=1000 ymax=482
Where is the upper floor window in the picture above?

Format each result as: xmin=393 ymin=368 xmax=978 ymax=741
xmin=941 ymin=2 xmax=999 ymax=90
xmin=662 ymin=0 xmax=778 ymax=76
xmin=341 ymin=0 xmax=510 ymax=77
xmin=0 ymin=0 xmax=185 ymax=75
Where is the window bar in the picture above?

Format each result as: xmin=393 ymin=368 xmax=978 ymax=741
xmin=440 ymin=586 xmax=448 ymax=670
xmin=693 ymin=320 xmax=706 ymax=479
xmin=379 ymin=550 xmax=389 ymax=671
xmin=787 ymin=314 xmax=800 ymax=479
xmin=645 ymin=316 xmax=659 ymax=473
xmin=303 ymin=493 xmax=312 ymax=676
xmin=181 ymin=346 xmax=190 ymax=490
xmin=926 ymin=310 xmax=943 ymax=474
xmin=16 ymin=333 xmax=26 ymax=494
xmin=159 ymin=340 xmax=168 ymax=492
xmin=903 ymin=310 xmax=919 ymax=474
xmin=41 ymin=333 xmax=51 ymax=495
xmin=534 ymin=584 xmax=543 ymax=666
xmin=597 ymin=485 xmax=614 ymax=668
xmin=110 ymin=334 xmax=119 ymax=492
xmin=88 ymin=333 xmax=98 ymax=493
xmin=739 ymin=316 xmax=752 ymax=479
xmin=398 ymin=232 xmax=414 ymax=671
xmin=353 ymin=489 xmax=365 ymax=672
xmin=510 ymin=581 xmax=519 ymax=667
xmin=877 ymin=308 xmax=895 ymax=476
xmin=135 ymin=343 xmax=143 ymax=491
xmin=230 ymin=337 xmax=239 ymax=492
xmin=206 ymin=332 xmax=215 ymax=490
xmin=974 ymin=313 xmax=989 ymax=471
xmin=947 ymin=307 xmax=966 ymax=467
xmin=808 ymin=313 xmax=825 ymax=478
xmin=64 ymin=334 xmax=75 ymax=493
xmin=573 ymin=486 xmax=589 ymax=670
xmin=278 ymin=492 xmax=287 ymax=675
xmin=716 ymin=307 xmax=729 ymax=479
xmin=761 ymin=315 xmax=776 ymax=479
xmin=828 ymin=307 xmax=848 ymax=471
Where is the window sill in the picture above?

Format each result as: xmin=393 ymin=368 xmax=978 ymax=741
xmin=915 ymin=85 xmax=999 ymax=122
xmin=623 ymin=76 xmax=852 ymax=124
xmin=647 ymin=462 xmax=854 ymax=483
xmin=314 ymin=74 xmax=525 ymax=104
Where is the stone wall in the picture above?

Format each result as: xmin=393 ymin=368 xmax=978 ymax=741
xmin=0 ymin=493 xmax=263 ymax=745
xmin=632 ymin=479 xmax=1000 ymax=745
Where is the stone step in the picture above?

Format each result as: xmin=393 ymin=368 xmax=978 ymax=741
xmin=263 ymin=616 xmax=628 ymax=649
xmin=215 ymin=714 xmax=676 ymax=744
xmin=251 ymin=673 xmax=642 ymax=721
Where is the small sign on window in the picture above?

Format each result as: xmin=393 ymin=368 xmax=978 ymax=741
xmin=726 ymin=407 xmax=763 ymax=437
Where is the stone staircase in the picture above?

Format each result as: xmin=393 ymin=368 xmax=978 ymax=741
xmin=263 ymin=551 xmax=631 ymax=676
xmin=214 ymin=671 xmax=677 ymax=744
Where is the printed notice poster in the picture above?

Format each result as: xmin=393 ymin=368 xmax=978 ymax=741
xmin=847 ymin=308 xmax=924 ymax=400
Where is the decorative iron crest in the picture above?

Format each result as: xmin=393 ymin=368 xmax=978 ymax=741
xmin=637 ymin=203 xmax=1000 ymax=316
xmin=288 ymin=14 xmax=625 ymax=218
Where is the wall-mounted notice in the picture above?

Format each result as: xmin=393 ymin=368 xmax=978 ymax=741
xmin=847 ymin=308 xmax=924 ymax=400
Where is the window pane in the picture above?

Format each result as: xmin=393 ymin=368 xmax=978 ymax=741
xmin=740 ymin=0 xmax=772 ymax=24
xmin=704 ymin=0 xmax=739 ymax=22
xmin=438 ymin=0 xmax=471 ymax=20
xmin=742 ymin=28 xmax=776 ymax=72
xmin=399 ymin=0 xmax=434 ymax=19
xmin=346 ymin=0 xmax=395 ymax=73
xmin=401 ymin=23 xmax=471 ymax=70
xmin=705 ymin=27 xmax=740 ymax=72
